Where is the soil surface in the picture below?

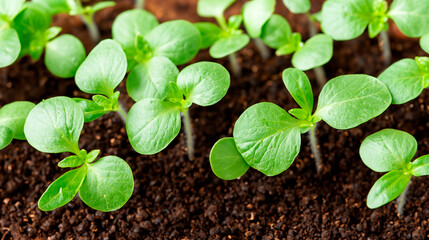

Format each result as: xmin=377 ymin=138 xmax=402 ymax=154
xmin=1 ymin=0 xmax=428 ymax=239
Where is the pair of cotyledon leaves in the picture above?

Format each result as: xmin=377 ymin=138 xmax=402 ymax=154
xmin=321 ymin=0 xmax=429 ymax=40
xmin=0 ymin=101 xmax=35 ymax=150
xmin=360 ymin=129 xmax=429 ymax=209
xmin=24 ymin=97 xmax=134 ymax=212
xmin=210 ymin=68 xmax=392 ymax=180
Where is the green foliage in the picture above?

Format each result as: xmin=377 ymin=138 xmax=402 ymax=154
xmin=32 ymin=0 xmax=69 ymax=15
xmin=420 ymin=33 xmax=429 ymax=54
xmin=127 ymin=62 xmax=230 ymax=155
xmin=282 ymin=0 xmax=311 ymax=14
xmin=388 ymin=0 xmax=429 ymax=38
xmin=197 ymin=0 xmax=235 ymax=18
xmin=378 ymin=57 xmax=429 ymax=104
xmin=360 ymin=129 xmax=429 ymax=209
xmin=0 ymin=0 xmax=25 ymax=67
xmin=291 ymin=34 xmax=333 ymax=71
xmin=242 ymin=0 xmax=275 ymax=38
xmin=210 ymin=137 xmax=249 ymax=180
xmin=210 ymin=68 xmax=391 ymax=177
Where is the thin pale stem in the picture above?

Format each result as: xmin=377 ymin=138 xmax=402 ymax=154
xmin=215 ymin=15 xmax=228 ymax=31
xmin=305 ymin=12 xmax=318 ymax=37
xmin=136 ymin=0 xmax=145 ymax=9
xmin=397 ymin=181 xmax=411 ymax=217
xmin=80 ymin=15 xmax=100 ymax=43
xmin=117 ymin=103 xmax=128 ymax=124
xmin=182 ymin=109 xmax=194 ymax=160
xmin=379 ymin=30 xmax=392 ymax=67
xmin=305 ymin=12 xmax=327 ymax=86
xmin=228 ymin=53 xmax=241 ymax=77
xmin=309 ymin=125 xmax=322 ymax=173
xmin=254 ymin=38 xmax=271 ymax=60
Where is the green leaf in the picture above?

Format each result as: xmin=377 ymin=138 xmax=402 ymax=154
xmin=233 ymin=102 xmax=301 ymax=176
xmin=126 ymin=98 xmax=181 ymax=155
xmin=292 ymin=34 xmax=333 ymax=71
xmin=276 ymin=34 xmax=302 ymax=55
xmin=420 ymin=33 xmax=429 ymax=54
xmin=209 ymin=34 xmax=250 ymax=58
xmin=32 ymin=0 xmax=70 ymax=15
xmin=0 ymin=28 xmax=21 ymax=68
xmin=228 ymin=15 xmax=243 ymax=30
xmin=58 ymin=155 xmax=85 ymax=168
xmin=92 ymin=95 xmax=112 ymax=108
xmin=0 ymin=101 xmax=35 ymax=140
xmin=210 ymin=137 xmax=249 ymax=180
xmin=194 ymin=22 xmax=222 ymax=49
xmin=282 ymin=0 xmax=310 ymax=14
xmin=260 ymin=14 xmax=292 ymax=49
xmin=378 ymin=58 xmax=427 ymax=104
xmin=197 ymin=0 xmax=235 ymax=18
xmin=289 ymin=108 xmax=309 ymax=120
xmin=45 ymin=34 xmax=86 ymax=78
xmin=79 ymin=156 xmax=134 ymax=212
xmin=112 ymin=9 xmax=158 ymax=55
xmin=91 ymin=1 xmax=115 ymax=13
xmin=126 ymin=56 xmax=179 ymax=102
xmin=388 ymin=0 xmax=429 ymax=38
xmin=0 ymin=126 xmax=13 ymax=150
xmin=411 ymin=155 xmax=429 ymax=177
xmin=45 ymin=26 xmax=61 ymax=40
xmin=75 ymin=39 xmax=127 ymax=97
xmin=177 ymin=62 xmax=230 ymax=106
xmin=85 ymin=149 xmax=100 ymax=163
xmin=0 ymin=0 xmax=25 ymax=20
xmin=242 ymin=0 xmax=275 ymax=38
xmin=315 ymin=75 xmax=391 ymax=129
xmin=360 ymin=129 xmax=417 ymax=172
xmin=367 ymin=170 xmax=411 ymax=209
xmin=73 ymin=98 xmax=107 ymax=122
xmin=146 ymin=20 xmax=201 ymax=65
xmin=282 ymin=68 xmax=313 ymax=114
xmin=321 ymin=0 xmax=373 ymax=40
xmin=24 ymin=97 xmax=83 ymax=154
xmin=38 ymin=166 xmax=87 ymax=211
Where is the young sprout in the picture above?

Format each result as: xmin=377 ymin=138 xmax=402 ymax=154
xmin=242 ymin=0 xmax=275 ymax=60
xmin=321 ymin=0 xmax=429 ymax=66
xmin=24 ymin=97 xmax=134 ymax=212
xmin=420 ymin=33 xmax=429 ymax=54
xmin=210 ymin=68 xmax=391 ymax=179
xmin=0 ymin=101 xmax=35 ymax=150
xmin=378 ymin=57 xmax=429 ymax=104
xmin=360 ymin=129 xmax=429 ymax=216
xmin=127 ymin=62 xmax=230 ymax=160
xmin=196 ymin=0 xmax=250 ymax=76
xmin=0 ymin=0 xmax=25 ymax=68
xmin=260 ymin=14 xmax=333 ymax=85
xmin=73 ymin=39 xmax=128 ymax=123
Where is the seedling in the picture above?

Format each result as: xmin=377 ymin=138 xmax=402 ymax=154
xmin=73 ymin=39 xmax=128 ymax=123
xmin=127 ymin=62 xmax=230 ymax=160
xmin=24 ymin=97 xmax=134 ymax=212
xmin=260 ymin=14 xmax=333 ymax=85
xmin=0 ymin=101 xmax=35 ymax=150
xmin=196 ymin=0 xmax=250 ymax=76
xmin=242 ymin=0 xmax=275 ymax=60
xmin=360 ymin=129 xmax=429 ymax=216
xmin=33 ymin=0 xmax=115 ymax=42
xmin=112 ymin=9 xmax=200 ymax=71
xmin=210 ymin=68 xmax=391 ymax=179
xmin=378 ymin=57 xmax=429 ymax=104
xmin=420 ymin=33 xmax=429 ymax=54
xmin=321 ymin=0 xmax=429 ymax=65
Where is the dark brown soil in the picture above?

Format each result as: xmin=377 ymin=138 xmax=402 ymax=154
xmin=1 ymin=0 xmax=428 ymax=239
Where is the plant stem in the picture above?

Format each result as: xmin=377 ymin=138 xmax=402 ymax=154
xmin=117 ymin=103 xmax=128 ymax=124
xmin=135 ymin=0 xmax=145 ymax=9
xmin=309 ymin=125 xmax=322 ymax=173
xmin=397 ymin=181 xmax=411 ymax=217
xmin=254 ymin=38 xmax=270 ymax=60
xmin=215 ymin=15 xmax=228 ymax=31
xmin=228 ymin=53 xmax=241 ymax=77
xmin=305 ymin=12 xmax=327 ymax=86
xmin=80 ymin=14 xmax=100 ymax=43
xmin=379 ymin=30 xmax=392 ymax=67
xmin=182 ymin=109 xmax=194 ymax=160
xmin=305 ymin=12 xmax=318 ymax=37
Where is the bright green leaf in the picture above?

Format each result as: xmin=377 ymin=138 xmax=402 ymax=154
xmin=58 ymin=155 xmax=85 ymax=168
xmin=92 ymin=95 xmax=112 ymax=108
xmin=0 ymin=0 xmax=25 ymax=20
xmin=228 ymin=15 xmax=243 ymax=30
xmin=282 ymin=0 xmax=311 ymax=14
xmin=32 ymin=0 xmax=69 ymax=15
xmin=0 ymin=101 xmax=35 ymax=140
xmin=260 ymin=14 xmax=292 ymax=49
xmin=210 ymin=137 xmax=249 ymax=180
xmin=420 ymin=33 xmax=429 ymax=54
xmin=282 ymin=68 xmax=313 ymax=113
xmin=411 ymin=155 xmax=429 ymax=177
xmin=0 ymin=126 xmax=13 ymax=150
xmin=388 ymin=0 xmax=429 ymax=38
xmin=242 ymin=0 xmax=275 ymax=38
xmin=85 ymin=149 xmax=100 ymax=163
xmin=91 ymin=1 xmax=115 ymax=13
xmin=292 ymin=34 xmax=333 ymax=71
xmin=210 ymin=34 xmax=250 ymax=58
xmin=194 ymin=22 xmax=222 ymax=49
xmin=197 ymin=0 xmax=235 ymax=18
xmin=73 ymin=98 xmax=107 ymax=123
xmin=0 ymin=29 xmax=21 ymax=68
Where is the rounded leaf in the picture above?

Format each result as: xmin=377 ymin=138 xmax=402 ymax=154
xmin=292 ymin=34 xmax=333 ymax=71
xmin=420 ymin=33 xmax=429 ymax=54
xmin=315 ymin=75 xmax=391 ymax=129
xmin=260 ymin=14 xmax=292 ymax=49
xmin=194 ymin=22 xmax=222 ymax=49
xmin=127 ymin=99 xmax=181 ymax=155
xmin=126 ymin=56 xmax=179 ymax=102
xmin=210 ymin=34 xmax=250 ymax=58
xmin=197 ymin=0 xmax=235 ymax=18
xmin=210 ymin=137 xmax=249 ymax=180
xmin=146 ymin=20 xmax=201 ymax=65
xmin=282 ymin=0 xmax=310 ymax=14
xmin=45 ymin=34 xmax=86 ymax=78
xmin=388 ymin=0 xmax=429 ymax=38
xmin=360 ymin=129 xmax=417 ymax=172
xmin=282 ymin=68 xmax=313 ymax=113
xmin=378 ymin=58 xmax=425 ymax=104
xmin=177 ymin=62 xmax=230 ymax=106
xmin=0 ymin=29 xmax=21 ymax=68
xmin=0 ymin=126 xmax=13 ymax=150
xmin=75 ymin=39 xmax=127 ymax=97
xmin=79 ymin=156 xmax=134 ymax=212
xmin=411 ymin=155 xmax=429 ymax=177
xmin=242 ymin=0 xmax=275 ymax=38
xmin=367 ymin=170 xmax=411 ymax=209
xmin=0 ymin=101 xmax=35 ymax=140
xmin=24 ymin=97 xmax=83 ymax=154
xmin=233 ymin=102 xmax=301 ymax=176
